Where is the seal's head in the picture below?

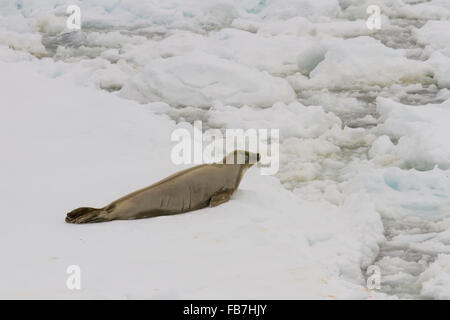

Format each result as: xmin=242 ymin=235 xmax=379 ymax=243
xmin=222 ymin=150 xmax=260 ymax=168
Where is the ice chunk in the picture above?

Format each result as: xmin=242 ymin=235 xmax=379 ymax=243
xmin=417 ymin=254 xmax=450 ymax=299
xmin=207 ymin=101 xmax=341 ymax=140
xmin=376 ymin=97 xmax=450 ymax=170
xmin=119 ymin=51 xmax=296 ymax=108
xmin=290 ymin=37 xmax=430 ymax=90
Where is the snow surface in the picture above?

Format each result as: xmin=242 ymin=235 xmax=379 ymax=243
xmin=2 ymin=0 xmax=450 ymax=299
xmin=0 ymin=61 xmax=384 ymax=299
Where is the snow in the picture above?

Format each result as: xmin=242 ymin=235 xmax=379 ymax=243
xmin=415 ymin=20 xmax=450 ymax=89
xmin=415 ymin=20 xmax=450 ymax=56
xmin=376 ymin=97 xmax=450 ymax=170
xmin=289 ymin=36 xmax=429 ymax=90
xmin=418 ymin=254 xmax=450 ymax=299
xmin=206 ymin=102 xmax=341 ymax=140
xmin=119 ymin=51 xmax=296 ymax=108
xmin=0 ymin=61 xmax=386 ymax=299
xmin=2 ymin=0 xmax=450 ymax=300
xmin=246 ymin=0 xmax=341 ymax=19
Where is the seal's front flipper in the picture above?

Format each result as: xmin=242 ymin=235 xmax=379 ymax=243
xmin=66 ymin=207 xmax=111 ymax=224
xmin=209 ymin=192 xmax=231 ymax=208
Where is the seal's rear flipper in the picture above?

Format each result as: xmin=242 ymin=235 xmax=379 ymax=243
xmin=66 ymin=207 xmax=110 ymax=224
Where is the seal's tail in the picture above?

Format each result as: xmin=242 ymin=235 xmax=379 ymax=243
xmin=66 ymin=207 xmax=109 ymax=224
